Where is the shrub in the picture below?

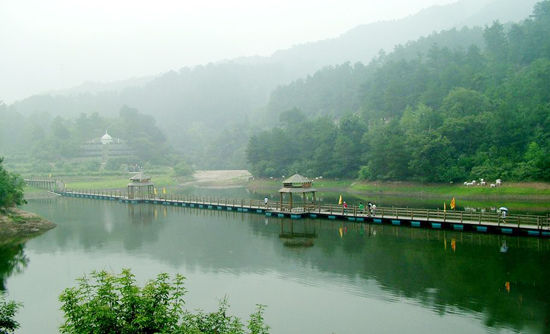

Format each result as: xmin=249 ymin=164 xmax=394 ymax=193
xmin=0 ymin=158 xmax=25 ymax=210
xmin=59 ymin=269 xmax=269 ymax=334
xmin=0 ymin=293 xmax=20 ymax=334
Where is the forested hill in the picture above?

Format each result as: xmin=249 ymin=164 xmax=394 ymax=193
xmin=266 ymin=0 xmax=537 ymax=77
xmin=267 ymin=26 xmax=486 ymax=119
xmin=247 ymin=1 xmax=550 ymax=182
xmin=4 ymin=0 xmax=539 ymax=169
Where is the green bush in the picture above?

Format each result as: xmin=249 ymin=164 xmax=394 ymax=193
xmin=0 ymin=158 xmax=25 ymax=210
xmin=59 ymin=269 xmax=269 ymax=334
xmin=0 ymin=293 xmax=20 ymax=334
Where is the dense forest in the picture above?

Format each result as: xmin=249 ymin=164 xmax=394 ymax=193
xmin=247 ymin=1 xmax=550 ymax=182
xmin=3 ymin=0 xmax=538 ymax=171
xmin=0 ymin=105 xmax=180 ymax=174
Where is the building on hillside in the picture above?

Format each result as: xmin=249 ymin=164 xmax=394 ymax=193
xmin=78 ymin=130 xmax=135 ymax=160
xmin=100 ymin=131 xmax=113 ymax=145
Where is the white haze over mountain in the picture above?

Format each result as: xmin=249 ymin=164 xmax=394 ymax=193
xmin=0 ymin=0 xmax=460 ymax=103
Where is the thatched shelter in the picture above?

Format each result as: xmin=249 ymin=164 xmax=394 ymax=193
xmin=278 ymin=174 xmax=317 ymax=211
xmin=127 ymin=172 xmax=154 ymax=199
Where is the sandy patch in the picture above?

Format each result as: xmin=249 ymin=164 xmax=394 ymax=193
xmin=182 ymin=170 xmax=252 ymax=188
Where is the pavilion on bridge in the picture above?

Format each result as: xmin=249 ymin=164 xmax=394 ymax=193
xmin=278 ymin=174 xmax=317 ymax=212
xmin=127 ymin=172 xmax=154 ymax=199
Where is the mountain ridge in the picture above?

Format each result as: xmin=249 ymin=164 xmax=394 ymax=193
xmin=12 ymin=0 xmax=538 ymax=105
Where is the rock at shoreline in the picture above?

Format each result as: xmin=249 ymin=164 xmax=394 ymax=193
xmin=0 ymin=208 xmax=56 ymax=244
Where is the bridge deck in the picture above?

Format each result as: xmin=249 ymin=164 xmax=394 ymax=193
xmin=56 ymin=190 xmax=550 ymax=238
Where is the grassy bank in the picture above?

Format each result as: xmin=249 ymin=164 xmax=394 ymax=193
xmin=249 ymin=179 xmax=550 ymax=214
xmin=350 ymin=181 xmax=550 ymax=199
xmin=249 ymin=179 xmax=550 ymax=198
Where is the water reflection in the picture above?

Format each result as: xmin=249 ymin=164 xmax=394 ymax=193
xmin=249 ymin=218 xmax=550 ymax=332
xmin=0 ymin=243 xmax=28 ymax=291
xmin=279 ymin=221 xmax=317 ymax=248
xmin=127 ymin=203 xmax=155 ymax=225
xmin=19 ymin=198 xmax=550 ymax=333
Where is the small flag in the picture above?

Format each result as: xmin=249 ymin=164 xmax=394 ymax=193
xmin=450 ymin=197 xmax=456 ymax=210
xmin=444 ymin=202 xmax=446 ymax=212
xmin=154 ymin=188 xmax=157 ymax=195
xmin=162 ymin=187 xmax=166 ymax=195
xmin=338 ymin=195 xmax=343 ymax=205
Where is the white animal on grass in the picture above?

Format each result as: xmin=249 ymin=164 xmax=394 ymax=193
xmin=490 ymin=183 xmax=496 ymax=188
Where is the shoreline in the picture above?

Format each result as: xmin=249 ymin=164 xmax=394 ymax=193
xmin=0 ymin=208 xmax=56 ymax=245
xmin=248 ymin=179 xmax=550 ymax=201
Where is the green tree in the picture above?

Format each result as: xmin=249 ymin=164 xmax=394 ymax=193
xmin=483 ymin=21 xmax=508 ymax=62
xmin=59 ymin=269 xmax=269 ymax=334
xmin=0 ymin=159 xmax=25 ymax=211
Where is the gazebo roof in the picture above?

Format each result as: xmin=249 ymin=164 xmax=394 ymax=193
xmin=279 ymin=174 xmax=315 ymax=193
xmin=129 ymin=172 xmax=151 ymax=183
xmin=283 ymin=174 xmax=310 ymax=184
xmin=128 ymin=182 xmax=154 ymax=187
xmin=278 ymin=187 xmax=317 ymax=193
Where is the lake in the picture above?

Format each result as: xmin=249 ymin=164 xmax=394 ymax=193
xmin=3 ymin=196 xmax=550 ymax=333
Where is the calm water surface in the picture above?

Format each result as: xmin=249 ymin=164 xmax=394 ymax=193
xmin=3 ymin=197 xmax=550 ymax=333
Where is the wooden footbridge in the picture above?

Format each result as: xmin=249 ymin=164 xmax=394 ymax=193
xmin=25 ymin=178 xmax=550 ymax=238
xmin=24 ymin=178 xmax=65 ymax=192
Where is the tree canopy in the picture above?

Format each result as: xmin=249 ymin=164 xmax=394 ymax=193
xmin=0 ymin=159 xmax=24 ymax=210
xmin=247 ymin=1 xmax=550 ymax=182
xmin=59 ymin=269 xmax=269 ymax=334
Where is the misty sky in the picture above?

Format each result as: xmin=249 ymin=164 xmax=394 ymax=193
xmin=1 ymin=0 xmax=456 ymax=103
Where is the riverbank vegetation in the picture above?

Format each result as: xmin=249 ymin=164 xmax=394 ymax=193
xmin=247 ymin=1 xmax=550 ymax=182
xmin=1 ymin=157 xmax=55 ymax=243
xmin=60 ymin=269 xmax=268 ymax=334
xmin=0 ymin=158 xmax=24 ymax=212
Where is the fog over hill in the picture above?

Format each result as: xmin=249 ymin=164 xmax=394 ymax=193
xmin=5 ymin=0 xmax=540 ymax=168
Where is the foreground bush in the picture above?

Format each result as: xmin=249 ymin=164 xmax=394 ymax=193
xmin=59 ymin=269 xmax=269 ymax=334
xmin=0 ymin=293 xmax=20 ymax=334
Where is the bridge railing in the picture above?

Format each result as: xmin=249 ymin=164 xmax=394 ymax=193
xmin=57 ymin=189 xmax=550 ymax=229
xmin=304 ymin=203 xmax=548 ymax=228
